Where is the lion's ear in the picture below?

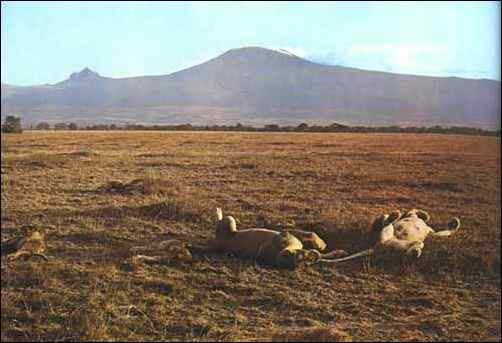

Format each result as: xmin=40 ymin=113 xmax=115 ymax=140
xmin=448 ymin=217 xmax=461 ymax=230
xmin=416 ymin=210 xmax=430 ymax=222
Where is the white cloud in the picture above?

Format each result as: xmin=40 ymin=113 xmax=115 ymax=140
xmin=302 ymin=43 xmax=493 ymax=78
xmin=347 ymin=43 xmax=449 ymax=70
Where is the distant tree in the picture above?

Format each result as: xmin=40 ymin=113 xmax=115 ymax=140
xmin=297 ymin=123 xmax=309 ymax=131
xmin=36 ymin=122 xmax=51 ymax=130
xmin=68 ymin=122 xmax=78 ymax=130
xmin=86 ymin=124 xmax=111 ymax=130
xmin=54 ymin=123 xmax=68 ymax=130
xmin=2 ymin=115 xmax=23 ymax=133
xmin=264 ymin=124 xmax=280 ymax=131
xmin=175 ymin=123 xmax=193 ymax=130
xmin=328 ymin=122 xmax=349 ymax=131
xmin=310 ymin=125 xmax=324 ymax=132
xmin=430 ymin=125 xmax=444 ymax=133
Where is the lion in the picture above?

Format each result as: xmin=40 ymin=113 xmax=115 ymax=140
xmin=316 ymin=208 xmax=461 ymax=264
xmin=189 ymin=208 xmax=348 ymax=268
xmin=1 ymin=225 xmax=49 ymax=261
xmin=130 ymin=208 xmax=347 ymax=268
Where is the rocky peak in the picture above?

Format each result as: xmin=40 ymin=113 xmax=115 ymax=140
xmin=69 ymin=67 xmax=101 ymax=80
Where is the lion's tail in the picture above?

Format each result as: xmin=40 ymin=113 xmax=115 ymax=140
xmin=315 ymin=248 xmax=374 ymax=264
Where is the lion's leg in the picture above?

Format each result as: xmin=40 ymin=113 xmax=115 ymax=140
xmin=286 ymin=230 xmax=318 ymax=240
xmin=371 ymin=210 xmax=402 ymax=232
xmin=275 ymin=248 xmax=334 ymax=268
xmin=430 ymin=230 xmax=454 ymax=237
xmin=429 ymin=217 xmax=461 ymax=238
xmin=216 ymin=208 xmax=223 ymax=221
xmin=405 ymin=241 xmax=424 ymax=258
xmin=33 ymin=253 xmax=49 ymax=261
xmin=132 ymin=254 xmax=166 ymax=264
xmin=6 ymin=250 xmax=32 ymax=261
xmin=386 ymin=210 xmax=402 ymax=225
xmin=415 ymin=210 xmax=431 ymax=222
xmin=379 ymin=239 xmax=424 ymax=258
xmin=131 ymin=239 xmax=182 ymax=253
xmin=286 ymin=230 xmax=327 ymax=251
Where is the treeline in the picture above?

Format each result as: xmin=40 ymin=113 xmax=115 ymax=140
xmin=2 ymin=116 xmax=499 ymax=136
xmin=29 ymin=121 xmax=500 ymax=136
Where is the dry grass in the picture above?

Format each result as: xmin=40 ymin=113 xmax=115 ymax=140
xmin=1 ymin=131 xmax=500 ymax=341
xmin=270 ymin=325 xmax=352 ymax=342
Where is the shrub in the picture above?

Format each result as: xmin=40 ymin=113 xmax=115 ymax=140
xmin=2 ymin=115 xmax=23 ymax=133
xmin=36 ymin=122 xmax=51 ymax=130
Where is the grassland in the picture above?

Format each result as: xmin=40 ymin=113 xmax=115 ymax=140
xmin=1 ymin=131 xmax=500 ymax=341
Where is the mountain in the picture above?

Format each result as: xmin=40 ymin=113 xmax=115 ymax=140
xmin=1 ymin=47 xmax=500 ymax=129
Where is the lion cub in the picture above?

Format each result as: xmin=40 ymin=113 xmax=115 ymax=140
xmin=1 ymin=226 xmax=49 ymax=261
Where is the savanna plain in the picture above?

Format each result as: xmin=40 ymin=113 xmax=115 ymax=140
xmin=1 ymin=131 xmax=500 ymax=341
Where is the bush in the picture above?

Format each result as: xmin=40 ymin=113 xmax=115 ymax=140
xmin=1 ymin=115 xmax=23 ymax=133
xmin=54 ymin=123 xmax=68 ymax=130
xmin=36 ymin=122 xmax=51 ymax=130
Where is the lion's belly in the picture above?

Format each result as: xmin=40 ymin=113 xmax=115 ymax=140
xmin=226 ymin=229 xmax=279 ymax=258
xmin=393 ymin=219 xmax=431 ymax=242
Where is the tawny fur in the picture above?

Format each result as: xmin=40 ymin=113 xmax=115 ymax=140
xmin=1 ymin=226 xmax=49 ymax=261
xmin=128 ymin=208 xmax=347 ymax=268
xmin=131 ymin=239 xmax=192 ymax=265
xmin=192 ymin=208 xmax=347 ymax=268
xmin=318 ymin=208 xmax=461 ymax=264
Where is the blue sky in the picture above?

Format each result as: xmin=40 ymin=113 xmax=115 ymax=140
xmin=1 ymin=1 xmax=500 ymax=86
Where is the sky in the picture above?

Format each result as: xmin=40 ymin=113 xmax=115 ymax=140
xmin=1 ymin=1 xmax=500 ymax=86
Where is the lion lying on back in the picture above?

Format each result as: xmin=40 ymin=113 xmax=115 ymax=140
xmin=131 ymin=207 xmax=461 ymax=268
xmin=132 ymin=208 xmax=347 ymax=269
xmin=209 ymin=208 xmax=347 ymax=268
xmin=315 ymin=208 xmax=461 ymax=264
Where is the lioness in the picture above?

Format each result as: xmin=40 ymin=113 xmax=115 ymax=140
xmin=130 ymin=208 xmax=346 ymax=268
xmin=190 ymin=208 xmax=347 ymax=268
xmin=316 ymin=208 xmax=461 ymax=264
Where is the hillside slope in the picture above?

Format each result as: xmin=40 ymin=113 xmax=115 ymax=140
xmin=1 ymin=47 xmax=500 ymax=128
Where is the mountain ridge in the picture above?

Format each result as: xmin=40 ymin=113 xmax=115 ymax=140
xmin=1 ymin=47 xmax=500 ymax=129
xmin=6 ymin=47 xmax=498 ymax=86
